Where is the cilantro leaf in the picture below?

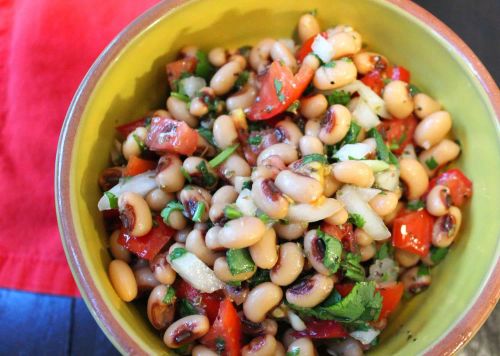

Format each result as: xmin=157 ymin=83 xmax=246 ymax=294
xmin=197 ymin=127 xmax=215 ymax=146
xmin=342 ymin=253 xmax=366 ymax=282
xmin=375 ymin=242 xmax=394 ymax=260
xmin=407 ymin=200 xmax=425 ymax=211
xmin=194 ymin=50 xmax=215 ymax=80
xmin=301 ymin=153 xmax=328 ymax=165
xmin=409 ymin=84 xmax=421 ymax=96
xmin=196 ymin=160 xmax=217 ymax=188
xmin=179 ymin=298 xmax=198 ymax=317
xmin=425 ymin=156 xmax=438 ymax=170
xmin=192 ymin=201 xmax=206 ymax=222
xmin=162 ymin=286 xmax=176 ymax=304
xmin=286 ymin=349 xmax=300 ymax=356
xmin=235 ymin=70 xmax=250 ymax=89
xmin=317 ymin=229 xmax=343 ymax=274
xmin=248 ymin=269 xmax=270 ymax=287
xmin=430 ymin=246 xmax=449 ymax=265
xmin=226 ymin=249 xmax=256 ymax=275
xmin=368 ymin=128 xmax=399 ymax=167
xmin=417 ymin=264 xmax=430 ymax=276
xmin=248 ymin=135 xmax=262 ymax=146
xmin=161 ymin=201 xmax=184 ymax=224
xmin=326 ymin=90 xmax=351 ymax=106
xmin=180 ymin=167 xmax=192 ymax=183
xmin=326 ymin=122 xmax=361 ymax=162
xmin=348 ymin=213 xmax=366 ymax=228
xmin=169 ymin=247 xmax=188 ymax=261
xmin=170 ymin=92 xmax=190 ymax=102
xmin=274 ymin=78 xmax=285 ymax=102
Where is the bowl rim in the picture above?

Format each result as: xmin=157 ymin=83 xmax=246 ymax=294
xmin=55 ymin=0 xmax=500 ymax=355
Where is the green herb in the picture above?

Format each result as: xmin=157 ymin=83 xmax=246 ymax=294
xmin=226 ymin=281 xmax=242 ymax=287
xmin=209 ymin=143 xmax=240 ymax=167
xmin=248 ymin=120 xmax=267 ymax=132
xmin=132 ymin=133 xmax=146 ymax=153
xmin=407 ymin=200 xmax=425 ymax=211
xmin=303 ymin=81 xmax=315 ymax=96
xmin=409 ymin=84 xmax=421 ymax=96
xmin=368 ymin=128 xmax=399 ymax=167
xmin=197 ymin=127 xmax=215 ymax=145
xmin=273 ymin=78 xmax=285 ymax=102
xmin=257 ymin=211 xmax=276 ymax=225
xmin=195 ymin=50 xmax=215 ymax=80
xmin=226 ymin=248 xmax=256 ymax=275
xmin=301 ymin=153 xmax=328 ymax=165
xmin=238 ymin=45 xmax=252 ymax=57
xmin=326 ymin=90 xmax=351 ymax=106
xmin=179 ymin=298 xmax=198 ymax=317
xmin=425 ymin=156 xmax=438 ymax=170
xmin=326 ymin=122 xmax=361 ymax=161
xmin=169 ymin=247 xmax=188 ymax=261
xmin=417 ymin=264 xmax=430 ymax=276
xmin=342 ymin=57 xmax=353 ymax=63
xmin=348 ymin=213 xmax=366 ymax=228
xmin=215 ymin=337 xmax=226 ymax=353
xmin=192 ymin=201 xmax=206 ymax=222
xmin=286 ymin=100 xmax=300 ymax=114
xmin=286 ymin=349 xmax=300 ymax=356
xmin=342 ymin=253 xmax=366 ymax=282
xmin=162 ymin=286 xmax=176 ymax=304
xmin=242 ymin=180 xmax=253 ymax=191
xmin=389 ymin=132 xmax=407 ymax=151
xmin=248 ymin=269 xmax=270 ymax=287
xmin=382 ymin=78 xmax=392 ymax=85
xmin=324 ymin=61 xmax=336 ymax=68
xmin=317 ymin=229 xmax=343 ymax=274
xmin=196 ymin=161 xmax=217 ymax=187
xmin=235 ymin=70 xmax=250 ymax=89
xmin=224 ymin=205 xmax=243 ymax=220
xmin=375 ymin=243 xmax=394 ymax=260
xmin=161 ymin=201 xmax=184 ymax=224
xmin=180 ymin=167 xmax=192 ymax=183
xmin=170 ymin=91 xmax=190 ymax=102
xmin=430 ymin=246 xmax=449 ymax=265
xmin=248 ymin=135 xmax=262 ymax=146
xmin=104 ymin=191 xmax=118 ymax=209
xmin=176 ymin=343 xmax=193 ymax=355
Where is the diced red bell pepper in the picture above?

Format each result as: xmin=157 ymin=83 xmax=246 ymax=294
xmin=428 ymin=169 xmax=473 ymax=207
xmin=124 ymin=156 xmax=156 ymax=176
xmin=392 ymin=209 xmax=435 ymax=257
xmin=387 ymin=65 xmax=411 ymax=83
xmin=292 ymin=319 xmax=348 ymax=339
xmin=166 ymin=57 xmax=197 ymax=89
xmin=115 ymin=117 xmax=149 ymax=137
xmin=377 ymin=283 xmax=404 ymax=320
xmin=296 ymin=32 xmax=328 ymax=63
xmin=175 ymin=279 xmax=224 ymax=324
xmin=145 ymin=116 xmax=198 ymax=155
xmin=378 ymin=114 xmax=418 ymax=155
xmin=118 ymin=216 xmax=175 ymax=260
xmin=201 ymin=299 xmax=241 ymax=356
xmin=361 ymin=70 xmax=385 ymax=96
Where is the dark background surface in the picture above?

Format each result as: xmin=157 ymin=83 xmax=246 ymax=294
xmin=0 ymin=1 xmax=498 ymax=355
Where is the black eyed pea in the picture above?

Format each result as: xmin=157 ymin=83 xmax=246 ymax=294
xmin=196 ymin=133 xmax=217 ymax=158
xmin=214 ymin=256 xmax=256 ymax=282
xmin=287 ymin=337 xmax=317 ymax=356
xmin=194 ymin=222 xmax=209 ymax=232
xmin=108 ymin=259 xmax=138 ymax=302
xmin=249 ymin=38 xmax=275 ymax=73
xmin=249 ymin=228 xmax=279 ymax=269
xmin=352 ymin=51 xmax=388 ymax=74
xmin=146 ymin=188 xmax=174 ymax=212
xmin=414 ymin=111 xmax=452 ymax=149
xmin=369 ymin=191 xmax=399 ymax=217
xmin=251 ymin=177 xmax=289 ymax=220
xmin=208 ymin=202 xmax=225 ymax=225
xmin=304 ymin=230 xmax=331 ymax=275
xmin=242 ymin=334 xmax=278 ymax=356
xmin=192 ymin=345 xmax=218 ymax=356
xmin=225 ymin=285 xmax=250 ymax=306
xmin=186 ymin=229 xmax=220 ymax=266
xmin=98 ymin=166 xmax=125 ymax=192
xmin=270 ymin=41 xmax=298 ymax=72
xmin=208 ymin=47 xmax=227 ymax=67
xmin=228 ymin=53 xmax=247 ymax=70
xmin=205 ymin=226 xmax=224 ymax=251
xmin=399 ymin=158 xmax=430 ymax=200
xmin=332 ymin=161 xmax=375 ymax=188
xmin=383 ymin=201 xmax=405 ymax=225
xmin=149 ymin=252 xmax=177 ymax=285
xmin=270 ymin=243 xmax=305 ymax=286
xmin=212 ymin=185 xmax=238 ymax=205
xmin=300 ymin=94 xmax=328 ymax=121
xmin=179 ymin=185 xmax=212 ymax=223
xmin=287 ymin=197 xmax=343 ymax=224
xmin=210 ymin=61 xmax=243 ymax=96
xmin=163 ymin=315 xmax=210 ymax=348
xmin=302 ymin=53 xmax=321 ymax=71
xmin=257 ymin=143 xmax=299 ymax=166
xmin=274 ymin=221 xmax=308 ymax=241
xmin=414 ymin=93 xmax=441 ymax=119
xmin=432 ymin=206 xmax=462 ymax=248
xmin=274 ymin=170 xmax=324 ymax=204
xmin=319 ymin=104 xmax=352 ymax=145
xmin=275 ymin=342 xmax=287 ymax=356
xmin=419 ymin=139 xmax=461 ymax=176
xmin=426 ymin=184 xmax=452 ymax=216
xmin=298 ymin=13 xmax=320 ymax=43
xmin=326 ymin=337 xmax=363 ymax=356
xmin=323 ymin=173 xmax=342 ymax=198
xmin=383 ymin=80 xmax=414 ymax=119
xmin=118 ymin=192 xmax=152 ymax=237
xmin=213 ymin=114 xmax=238 ymax=149
xmin=122 ymin=127 xmax=147 ymax=160
xmin=134 ymin=266 xmax=160 ymax=293
xmin=299 ymin=136 xmax=324 ymax=156
xmin=324 ymin=207 xmax=349 ymax=225
xmin=218 ymin=154 xmax=252 ymax=183
xmin=328 ymin=30 xmax=363 ymax=58
xmin=166 ymin=96 xmax=198 ymax=128
xmin=109 ymin=229 xmax=131 ymax=262
xmin=313 ymin=60 xmax=357 ymax=90
xmin=174 ymin=227 xmax=192 ymax=243
xmin=354 ymin=228 xmax=374 ymax=247
xmin=286 ymin=273 xmax=334 ymax=308
xmin=275 ymin=119 xmax=303 ymax=147
xmin=189 ymin=96 xmax=209 ymax=117
xmin=305 ymin=119 xmax=321 ymax=137
xmin=226 ymin=85 xmax=258 ymax=111
xmin=243 ymin=282 xmax=283 ymax=323
xmin=401 ymin=266 xmax=431 ymax=294
xmin=156 ymin=153 xmax=185 ymax=193
xmin=395 ymin=248 xmax=420 ymax=268
xmin=240 ymin=314 xmax=279 ymax=336
xmin=165 ymin=210 xmax=188 ymax=230
xmin=182 ymin=156 xmax=218 ymax=189
xmin=147 ymin=285 xmax=176 ymax=330
xmin=218 ymin=216 xmax=266 ymax=248
xmin=360 ymin=243 xmax=376 ymax=262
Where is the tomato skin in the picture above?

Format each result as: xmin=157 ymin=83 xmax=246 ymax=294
xmin=296 ymin=32 xmax=328 ymax=63
xmin=115 ymin=117 xmax=149 ymax=137
xmin=428 ymin=169 xmax=473 ymax=207
xmin=165 ymin=57 xmax=197 ymax=89
xmin=145 ymin=116 xmax=198 ymax=155
xmin=378 ymin=114 xmax=418 ymax=155
xmin=392 ymin=210 xmax=435 ymax=257
xmin=321 ymin=222 xmax=356 ymax=252
xmin=175 ymin=280 xmax=224 ymax=323
xmin=292 ymin=319 xmax=348 ymax=339
xmin=377 ymin=283 xmax=404 ymax=320
xmin=248 ymin=61 xmax=314 ymax=121
xmin=361 ymin=70 xmax=385 ymax=96
xmin=387 ymin=65 xmax=411 ymax=83
xmin=335 ymin=283 xmax=355 ymax=297
xmin=201 ymin=299 xmax=241 ymax=356
xmin=118 ymin=216 xmax=175 ymax=260
xmin=124 ymin=156 xmax=156 ymax=176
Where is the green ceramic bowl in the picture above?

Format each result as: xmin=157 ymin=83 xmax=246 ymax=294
xmin=56 ymin=0 xmax=500 ymax=354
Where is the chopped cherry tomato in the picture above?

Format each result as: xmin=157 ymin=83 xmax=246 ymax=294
xmin=377 ymin=283 xmax=404 ymax=320
xmin=378 ymin=114 xmax=418 ymax=155
xmin=292 ymin=319 xmax=348 ymax=339
xmin=387 ymin=65 xmax=411 ymax=83
xmin=165 ymin=57 xmax=197 ymax=89
xmin=241 ymin=127 xmax=283 ymax=165
xmin=118 ymin=216 xmax=175 ymax=260
xmin=428 ymin=169 xmax=473 ymax=207
xmin=335 ymin=283 xmax=355 ymax=297
xmin=175 ymin=280 xmax=224 ymax=323
xmin=201 ymin=299 xmax=241 ymax=356
xmin=295 ymin=32 xmax=328 ymax=63
xmin=248 ymin=61 xmax=314 ymax=121
xmin=321 ymin=222 xmax=356 ymax=253
xmin=145 ymin=116 xmax=198 ymax=155
xmin=124 ymin=156 xmax=156 ymax=176
xmin=115 ymin=117 xmax=149 ymax=137
xmin=392 ymin=209 xmax=435 ymax=257
xmin=361 ymin=70 xmax=385 ymax=96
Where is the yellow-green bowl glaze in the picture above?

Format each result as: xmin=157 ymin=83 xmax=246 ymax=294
xmin=56 ymin=0 xmax=500 ymax=354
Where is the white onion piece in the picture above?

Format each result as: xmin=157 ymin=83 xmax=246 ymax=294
xmin=339 ymin=80 xmax=390 ymax=118
xmin=374 ymin=167 xmax=400 ymax=192
xmin=288 ymin=310 xmax=307 ymax=331
xmin=168 ymin=250 xmax=224 ymax=293
xmin=355 ymin=187 xmax=382 ymax=202
xmin=236 ymin=189 xmax=257 ymax=217
xmin=333 ymin=143 xmax=373 ymax=161
xmin=400 ymin=143 xmax=417 ymax=160
xmin=368 ymin=258 xmax=399 ymax=283
xmin=348 ymin=97 xmax=381 ymax=130
xmin=350 ymin=328 xmax=380 ymax=345
xmin=336 ymin=185 xmax=391 ymax=240
xmin=97 ymin=170 xmax=157 ymax=211
xmin=179 ymin=76 xmax=207 ymax=98
xmin=287 ymin=198 xmax=343 ymax=222
xmin=360 ymin=160 xmax=390 ymax=172
xmin=311 ymin=34 xmax=335 ymax=63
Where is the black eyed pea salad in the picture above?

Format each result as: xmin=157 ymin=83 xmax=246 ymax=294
xmin=98 ymin=11 xmax=473 ymax=356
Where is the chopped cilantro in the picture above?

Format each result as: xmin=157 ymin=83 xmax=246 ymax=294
xmin=286 ymin=349 xmax=300 ymax=356
xmin=196 ymin=160 xmax=217 ymax=187
xmin=248 ymin=269 xmax=270 ymax=287
xmin=257 ymin=211 xmax=276 ymax=225
xmin=162 ymin=286 xmax=176 ymax=304
xmin=409 ymin=84 xmax=421 ymax=96
xmin=132 ymin=133 xmax=146 ymax=153
xmin=343 ymin=253 xmax=366 ymax=282
xmin=274 ymin=78 xmax=285 ymax=102
xmin=180 ymin=167 xmax=192 ymax=183
xmin=209 ymin=144 xmax=240 ymax=167
xmin=407 ymin=200 xmax=425 ymax=211
xmin=430 ymin=246 xmax=449 ymax=265
xmin=242 ymin=180 xmax=253 ymax=191
xmin=215 ymin=337 xmax=226 ymax=353
xmin=161 ymin=201 xmax=184 ymax=224
xmin=326 ymin=122 xmax=361 ymax=162
xmin=192 ymin=201 xmax=206 ymax=222
xmin=301 ymin=153 xmax=328 ymax=164
xmin=425 ymin=156 xmax=438 ymax=170
xmin=179 ymin=298 xmax=198 ymax=317
xmin=368 ymin=128 xmax=399 ymax=167
xmin=194 ymin=50 xmax=215 ymax=80
xmin=286 ymin=100 xmax=300 ymax=114
xmin=104 ymin=191 xmax=118 ymax=209
xmin=375 ymin=243 xmax=394 ymax=260
xmin=226 ymin=248 xmax=256 ymax=275
xmin=348 ymin=213 xmax=366 ymax=228
xmin=197 ymin=127 xmax=215 ymax=145
xmin=248 ymin=135 xmax=262 ymax=146
xmin=170 ymin=92 xmax=190 ymax=102
xmin=417 ymin=264 xmax=430 ymax=276
xmin=326 ymin=90 xmax=351 ymax=106
xmin=169 ymin=247 xmax=188 ymax=261
xmin=324 ymin=61 xmax=336 ymax=68
xmin=235 ymin=70 xmax=250 ymax=89
xmin=224 ymin=205 xmax=243 ymax=220
xmin=317 ymin=229 xmax=343 ymax=275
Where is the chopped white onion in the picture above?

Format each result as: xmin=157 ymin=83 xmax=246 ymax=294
xmin=287 ymin=198 xmax=343 ymax=222
xmin=97 ymin=170 xmax=157 ymax=211
xmin=333 ymin=143 xmax=373 ymax=161
xmin=168 ymin=250 xmax=224 ymax=293
xmin=288 ymin=310 xmax=307 ymax=331
xmin=179 ymin=76 xmax=206 ymax=98
xmin=360 ymin=160 xmax=391 ymax=172
xmin=311 ymin=34 xmax=335 ymax=63
xmin=348 ymin=97 xmax=381 ymax=130
xmin=350 ymin=328 xmax=380 ymax=345
xmin=236 ymin=189 xmax=257 ymax=217
xmin=336 ymin=185 xmax=391 ymax=240
xmin=339 ymin=80 xmax=391 ymax=118
xmin=374 ymin=166 xmax=400 ymax=192
xmin=368 ymin=258 xmax=399 ymax=283
xmin=355 ymin=187 xmax=382 ymax=202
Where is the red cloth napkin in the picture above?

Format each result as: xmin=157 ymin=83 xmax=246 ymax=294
xmin=0 ymin=0 xmax=159 ymax=296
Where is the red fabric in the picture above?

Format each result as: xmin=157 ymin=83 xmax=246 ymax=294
xmin=0 ymin=0 xmax=159 ymax=296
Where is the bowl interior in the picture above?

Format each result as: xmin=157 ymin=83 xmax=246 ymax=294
xmin=61 ymin=0 xmax=500 ymax=354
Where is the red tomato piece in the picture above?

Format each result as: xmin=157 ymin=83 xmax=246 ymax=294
xmin=292 ymin=319 xmax=348 ymax=339
xmin=387 ymin=65 xmax=411 ymax=83
xmin=321 ymin=222 xmax=356 ymax=253
xmin=165 ymin=57 xmax=197 ymax=89
xmin=175 ymin=280 xmax=224 ymax=323
xmin=124 ymin=156 xmax=156 ymax=176
xmin=377 ymin=283 xmax=404 ymax=320
xmin=335 ymin=283 xmax=355 ymax=298
xmin=118 ymin=216 xmax=175 ymax=260
xmin=361 ymin=70 xmax=385 ymax=96
xmin=392 ymin=210 xmax=435 ymax=257
xmin=248 ymin=61 xmax=314 ymax=121
xmin=378 ymin=114 xmax=418 ymax=155
xmin=428 ymin=169 xmax=473 ymax=207
xmin=295 ymin=32 xmax=328 ymax=63
xmin=145 ymin=116 xmax=198 ymax=155
xmin=201 ymin=299 xmax=241 ymax=356
xmin=115 ymin=117 xmax=149 ymax=137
